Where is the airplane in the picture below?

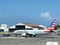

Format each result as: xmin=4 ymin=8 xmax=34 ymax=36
xmin=12 ymin=19 xmax=56 ymax=37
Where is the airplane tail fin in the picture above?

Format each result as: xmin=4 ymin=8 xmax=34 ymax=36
xmin=51 ymin=19 xmax=56 ymax=30
xmin=47 ymin=19 xmax=56 ymax=31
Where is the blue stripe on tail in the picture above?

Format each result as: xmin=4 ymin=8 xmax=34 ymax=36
xmin=49 ymin=19 xmax=55 ymax=27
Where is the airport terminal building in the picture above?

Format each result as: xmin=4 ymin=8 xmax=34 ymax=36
xmin=9 ymin=23 xmax=46 ymax=32
xmin=0 ymin=24 xmax=8 ymax=32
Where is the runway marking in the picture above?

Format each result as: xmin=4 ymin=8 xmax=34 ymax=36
xmin=46 ymin=41 xmax=58 ymax=45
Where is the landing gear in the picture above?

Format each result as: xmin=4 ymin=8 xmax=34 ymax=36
xmin=25 ymin=34 xmax=32 ymax=37
xmin=26 ymin=34 xmax=36 ymax=37
xmin=33 ymin=35 xmax=36 ymax=37
xmin=30 ymin=34 xmax=33 ymax=37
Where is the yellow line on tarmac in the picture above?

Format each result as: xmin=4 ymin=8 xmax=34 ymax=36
xmin=0 ymin=32 xmax=12 ymax=34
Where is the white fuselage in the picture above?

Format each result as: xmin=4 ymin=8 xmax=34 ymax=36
xmin=12 ymin=30 xmax=49 ymax=35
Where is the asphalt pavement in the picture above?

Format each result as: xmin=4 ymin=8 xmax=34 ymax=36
xmin=0 ymin=37 xmax=60 ymax=45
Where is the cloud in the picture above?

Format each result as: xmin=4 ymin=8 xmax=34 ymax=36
xmin=40 ymin=12 xmax=52 ymax=20
xmin=39 ymin=12 xmax=59 ymax=24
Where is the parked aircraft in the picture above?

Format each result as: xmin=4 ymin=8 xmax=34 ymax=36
xmin=12 ymin=19 xmax=56 ymax=37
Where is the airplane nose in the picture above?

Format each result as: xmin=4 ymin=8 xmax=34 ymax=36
xmin=12 ymin=32 xmax=14 ymax=34
xmin=12 ymin=31 xmax=16 ymax=34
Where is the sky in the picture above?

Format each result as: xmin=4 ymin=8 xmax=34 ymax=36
xmin=0 ymin=0 xmax=60 ymax=27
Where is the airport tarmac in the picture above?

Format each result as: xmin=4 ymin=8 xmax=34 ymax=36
xmin=0 ymin=37 xmax=60 ymax=45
